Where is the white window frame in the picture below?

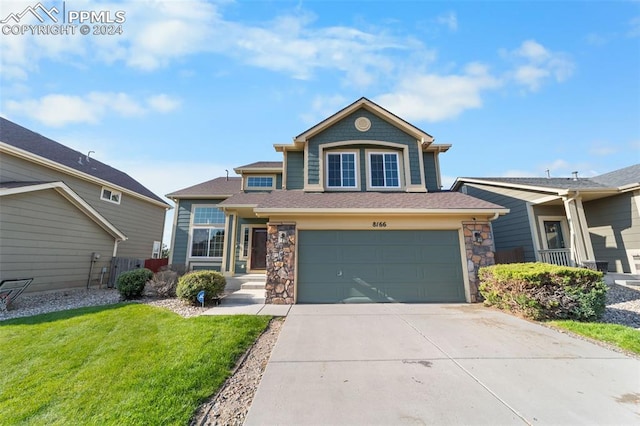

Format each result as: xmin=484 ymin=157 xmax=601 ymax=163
xmin=151 ymin=241 xmax=161 ymax=259
xmin=101 ymin=187 xmax=121 ymax=204
xmin=188 ymin=205 xmax=226 ymax=259
xmin=244 ymin=175 xmax=276 ymax=190
xmin=368 ymin=152 xmax=401 ymax=189
xmin=325 ymin=151 xmax=358 ymax=189
xmin=537 ymin=215 xmax=571 ymax=250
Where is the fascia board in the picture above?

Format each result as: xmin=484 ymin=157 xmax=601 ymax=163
xmin=1 ymin=142 xmax=169 ymax=209
xmin=254 ymin=207 xmax=510 ymax=216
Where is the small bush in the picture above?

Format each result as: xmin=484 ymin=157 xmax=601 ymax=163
xmin=116 ymin=268 xmax=154 ymax=300
xmin=148 ymin=270 xmax=179 ymax=297
xmin=177 ymin=270 xmax=226 ymax=305
xmin=478 ymin=262 xmax=607 ymax=321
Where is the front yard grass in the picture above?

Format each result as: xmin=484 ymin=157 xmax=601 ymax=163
xmin=0 ymin=303 xmax=271 ymax=425
xmin=549 ymin=320 xmax=640 ymax=355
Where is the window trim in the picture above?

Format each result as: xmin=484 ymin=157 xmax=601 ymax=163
xmin=101 ymin=187 xmax=121 ymax=204
xmin=244 ymin=175 xmax=276 ymax=190
xmin=188 ymin=205 xmax=226 ymax=260
xmin=325 ymin=151 xmax=359 ymax=190
xmin=367 ymin=151 xmax=401 ymax=189
xmin=151 ymin=241 xmax=161 ymax=259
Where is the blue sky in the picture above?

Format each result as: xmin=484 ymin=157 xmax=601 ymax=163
xmin=1 ymin=0 xmax=639 ymax=246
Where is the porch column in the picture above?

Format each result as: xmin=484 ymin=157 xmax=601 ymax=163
xmin=562 ymin=194 xmax=594 ymax=265
xmin=265 ymin=223 xmax=296 ymax=304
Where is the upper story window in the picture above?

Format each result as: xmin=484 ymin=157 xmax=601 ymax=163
xmin=327 ymin=152 xmax=357 ymax=188
xmin=246 ymin=176 xmax=274 ymax=189
xmin=190 ymin=206 xmax=225 ymax=258
xmin=369 ymin=153 xmax=400 ymax=188
xmin=101 ymin=187 xmax=121 ymax=204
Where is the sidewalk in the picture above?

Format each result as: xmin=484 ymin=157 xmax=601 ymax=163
xmin=201 ymin=288 xmax=291 ymax=316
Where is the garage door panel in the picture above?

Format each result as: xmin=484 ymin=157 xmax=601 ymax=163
xmin=298 ymin=230 xmax=466 ymax=303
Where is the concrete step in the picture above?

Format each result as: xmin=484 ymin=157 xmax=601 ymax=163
xmin=242 ymin=281 xmax=266 ymax=290
xmin=226 ymin=274 xmax=266 ymax=291
xmin=221 ymin=289 xmax=265 ymax=306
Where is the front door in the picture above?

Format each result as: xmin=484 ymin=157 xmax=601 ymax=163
xmin=543 ymin=220 xmax=566 ymax=249
xmin=250 ymin=228 xmax=267 ymax=270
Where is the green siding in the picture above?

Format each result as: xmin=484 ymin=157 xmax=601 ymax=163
xmin=423 ymin=152 xmax=439 ymax=191
xmin=276 ymin=173 xmax=283 ymax=189
xmin=298 ymin=230 xmax=464 ymax=303
xmin=171 ymin=199 xmax=224 ymax=268
xmin=586 ymin=193 xmax=640 ymax=273
xmin=307 ymin=110 xmax=421 ymax=186
xmin=285 ymin=151 xmax=304 ymax=189
xmin=225 ymin=214 xmax=235 ymax=271
xmin=463 ymin=184 xmax=537 ymax=261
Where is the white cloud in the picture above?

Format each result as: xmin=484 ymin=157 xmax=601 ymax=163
xmin=0 ymin=1 xmax=418 ymax=89
xmin=376 ymin=62 xmax=501 ymax=122
xmin=5 ymin=92 xmax=181 ymax=126
xmin=147 ymin=94 xmax=181 ymax=113
xmin=436 ymin=12 xmax=458 ymax=32
xmin=503 ymin=40 xmax=574 ymax=92
xmin=300 ymin=94 xmax=349 ymax=124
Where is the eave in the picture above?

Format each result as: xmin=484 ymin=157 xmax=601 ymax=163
xmin=1 ymin=142 xmax=171 ymax=209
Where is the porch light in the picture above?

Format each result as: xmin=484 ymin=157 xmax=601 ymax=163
xmin=473 ymin=231 xmax=483 ymax=244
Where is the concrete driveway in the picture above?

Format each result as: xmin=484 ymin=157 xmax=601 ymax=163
xmin=244 ymin=304 xmax=639 ymax=425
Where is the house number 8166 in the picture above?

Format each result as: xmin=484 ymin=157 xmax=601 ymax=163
xmin=372 ymin=221 xmax=387 ymax=228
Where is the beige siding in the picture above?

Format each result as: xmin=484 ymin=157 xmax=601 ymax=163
xmin=0 ymin=153 xmax=166 ymax=259
xmin=0 ymin=190 xmax=116 ymax=293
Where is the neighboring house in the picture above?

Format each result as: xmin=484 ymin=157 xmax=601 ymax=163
xmin=0 ymin=117 xmax=170 ymax=293
xmin=167 ymin=98 xmax=508 ymax=304
xmin=452 ymin=164 xmax=640 ymax=274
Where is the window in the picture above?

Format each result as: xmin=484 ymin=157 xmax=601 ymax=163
xmin=369 ymin=153 xmax=400 ymax=188
xmin=101 ymin=187 xmax=121 ymax=204
xmin=190 ymin=206 xmax=226 ymax=258
xmin=327 ymin=152 xmax=357 ymax=188
xmin=151 ymin=241 xmax=161 ymax=259
xmin=246 ymin=176 xmax=274 ymax=188
xmin=240 ymin=226 xmax=250 ymax=259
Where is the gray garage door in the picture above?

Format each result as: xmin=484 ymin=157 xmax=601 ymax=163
xmin=297 ymin=230 xmax=465 ymax=303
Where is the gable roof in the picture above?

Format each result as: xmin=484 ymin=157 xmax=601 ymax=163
xmin=166 ymin=176 xmax=242 ymax=199
xmin=0 ymin=117 xmax=169 ymax=207
xmin=0 ymin=181 xmax=127 ymax=240
xmin=293 ymin=97 xmax=435 ymax=144
xmin=451 ymin=164 xmax=640 ymax=200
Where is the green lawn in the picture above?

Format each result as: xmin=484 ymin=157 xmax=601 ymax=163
xmin=549 ymin=320 xmax=640 ymax=355
xmin=0 ymin=303 xmax=271 ymax=425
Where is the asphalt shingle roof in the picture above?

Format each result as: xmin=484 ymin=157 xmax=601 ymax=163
xmin=235 ymin=161 xmax=283 ymax=169
xmin=592 ymin=164 xmax=640 ymax=187
xmin=457 ymin=164 xmax=640 ymax=191
xmin=220 ymin=190 xmax=505 ymax=210
xmin=0 ymin=117 xmax=168 ymax=205
xmin=166 ymin=177 xmax=242 ymax=198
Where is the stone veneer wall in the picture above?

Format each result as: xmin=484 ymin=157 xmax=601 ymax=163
xmin=463 ymin=222 xmax=495 ymax=302
xmin=265 ymin=224 xmax=296 ymax=304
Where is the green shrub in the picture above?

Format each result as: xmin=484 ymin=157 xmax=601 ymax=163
xmin=116 ymin=268 xmax=154 ymax=300
xmin=177 ymin=270 xmax=226 ymax=305
xmin=478 ymin=262 xmax=607 ymax=321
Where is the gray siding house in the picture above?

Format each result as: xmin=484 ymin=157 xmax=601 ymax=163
xmin=452 ymin=164 xmax=640 ymax=274
xmin=167 ymin=98 xmax=508 ymax=304
xmin=0 ymin=117 xmax=170 ymax=293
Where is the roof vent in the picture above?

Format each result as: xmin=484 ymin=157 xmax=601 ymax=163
xmin=572 ymin=171 xmax=579 ymax=181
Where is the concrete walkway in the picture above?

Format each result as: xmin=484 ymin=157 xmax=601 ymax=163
xmin=201 ymin=289 xmax=291 ymax=316
xmin=244 ymin=303 xmax=640 ymax=425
